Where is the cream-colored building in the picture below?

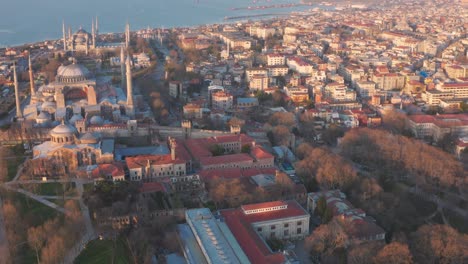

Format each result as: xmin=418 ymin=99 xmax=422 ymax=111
xmin=267 ymin=65 xmax=289 ymax=77
xmin=212 ymin=91 xmax=233 ymax=110
xmin=246 ymin=68 xmax=268 ymax=81
xmin=267 ymin=54 xmax=286 ymax=66
xmin=249 ymin=75 xmax=269 ymax=91
xmin=372 ymin=73 xmax=405 ymax=90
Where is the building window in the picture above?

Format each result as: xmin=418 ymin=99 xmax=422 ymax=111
xmin=284 ymin=223 xmax=289 ymax=228
xmin=257 ymin=227 xmax=262 ymax=232
xmin=270 ymin=225 xmax=276 ymax=230
xmin=297 ymin=228 xmax=302 ymax=234
xmin=297 ymin=221 xmax=302 ymax=226
xmin=284 ymin=230 xmax=289 ymax=236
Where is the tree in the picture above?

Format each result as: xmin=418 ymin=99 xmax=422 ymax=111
xmin=304 ymin=219 xmax=348 ymax=260
xmin=410 ymin=224 xmax=468 ymax=264
xmin=3 ymin=202 xmax=23 ymax=257
xmin=241 ymin=144 xmax=251 ymax=153
xmin=373 ymin=242 xmax=413 ymax=264
xmin=340 ymin=128 xmax=465 ymax=189
xmin=382 ymin=110 xmax=410 ymax=135
xmin=315 ymin=196 xmax=327 ymax=218
xmin=269 ymin=112 xmax=295 ymax=127
xmin=347 ymin=242 xmax=384 ymax=264
xmin=209 ymin=178 xmax=252 ymax=208
xmin=295 ymin=145 xmax=357 ymax=191
xmin=209 ymin=144 xmax=224 ymax=156
xmin=272 ymin=125 xmax=291 ymax=146
xmin=27 ymin=225 xmax=46 ymax=264
xmin=321 ymin=124 xmax=346 ymax=146
xmin=41 ymin=235 xmax=66 ymax=264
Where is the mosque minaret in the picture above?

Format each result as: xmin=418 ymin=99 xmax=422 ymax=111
xmin=13 ymin=63 xmax=23 ymax=120
xmin=28 ymin=55 xmax=35 ymax=97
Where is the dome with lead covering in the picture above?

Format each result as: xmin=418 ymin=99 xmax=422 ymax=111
xmin=89 ymin=115 xmax=104 ymax=125
xmin=56 ymin=63 xmax=90 ymax=83
xmin=50 ymin=122 xmax=78 ymax=144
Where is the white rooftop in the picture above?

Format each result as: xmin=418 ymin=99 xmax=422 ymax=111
xmin=185 ymin=208 xmax=243 ymax=264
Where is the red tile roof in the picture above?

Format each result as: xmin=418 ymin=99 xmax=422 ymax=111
xmin=220 ymin=209 xmax=285 ymax=264
xmin=220 ymin=200 xmax=308 ymax=264
xmin=199 ymin=168 xmax=277 ymax=181
xmin=91 ymin=162 xmax=125 ymax=179
xmin=200 ymin=153 xmax=253 ymax=167
xmin=126 ymin=154 xmax=185 ymax=169
xmin=250 ymin=146 xmax=274 ymax=160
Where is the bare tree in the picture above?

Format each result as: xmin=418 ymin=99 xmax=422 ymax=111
xmin=373 ymin=242 xmax=413 ymax=264
xmin=410 ymin=224 xmax=468 ymax=264
xmin=27 ymin=225 xmax=46 ymax=264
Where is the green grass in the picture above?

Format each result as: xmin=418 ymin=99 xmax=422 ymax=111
xmin=21 ymin=182 xmax=77 ymax=196
xmin=83 ymin=183 xmax=95 ymax=193
xmin=2 ymin=190 xmax=61 ymax=264
xmin=7 ymin=157 xmax=22 ymax=181
xmin=4 ymin=144 xmax=25 ymax=181
xmin=8 ymin=191 xmax=60 ymax=226
xmin=74 ymin=239 xmax=132 ymax=264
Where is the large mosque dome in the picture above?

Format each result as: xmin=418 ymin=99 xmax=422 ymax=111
xmin=56 ymin=63 xmax=90 ymax=83
xmin=50 ymin=122 xmax=78 ymax=144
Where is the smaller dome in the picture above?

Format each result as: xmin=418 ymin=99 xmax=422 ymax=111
xmin=76 ymin=28 xmax=88 ymax=35
xmin=89 ymin=115 xmax=104 ymax=125
xmin=37 ymin=111 xmax=51 ymax=121
xmin=51 ymin=123 xmax=77 ymax=135
xmin=80 ymin=132 xmax=100 ymax=144
xmin=69 ymin=114 xmax=84 ymax=125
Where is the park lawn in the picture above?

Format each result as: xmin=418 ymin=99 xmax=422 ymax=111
xmin=22 ymin=182 xmax=77 ymax=196
xmin=7 ymin=157 xmax=22 ymax=181
xmin=6 ymin=144 xmax=25 ymax=181
xmin=7 ymin=190 xmax=59 ymax=227
xmin=3 ymin=191 xmax=61 ymax=264
xmin=74 ymin=239 xmax=132 ymax=264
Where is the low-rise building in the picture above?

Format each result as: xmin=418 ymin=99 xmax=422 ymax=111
xmin=249 ymin=75 xmax=269 ymax=91
xmin=284 ymin=86 xmax=309 ymax=104
xmin=220 ymin=200 xmax=310 ymax=264
xmin=212 ymin=91 xmax=234 ymax=110
xmin=237 ymin=97 xmax=259 ymax=109
xmin=267 ymin=54 xmax=286 ymax=66
xmin=180 ymin=208 xmax=248 ymax=264
xmin=408 ymin=114 xmax=468 ymax=141
xmin=308 ymin=190 xmax=385 ymax=242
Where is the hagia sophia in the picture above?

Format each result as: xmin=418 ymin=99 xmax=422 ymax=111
xmin=8 ymin=20 xmax=153 ymax=176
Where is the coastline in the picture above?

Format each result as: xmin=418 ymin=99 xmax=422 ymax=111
xmin=0 ymin=3 xmax=333 ymax=49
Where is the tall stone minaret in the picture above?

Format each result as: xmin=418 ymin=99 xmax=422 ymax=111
xmin=62 ymin=21 xmax=67 ymax=51
xmin=28 ymin=55 xmax=35 ymax=97
xmin=13 ymin=63 xmax=23 ymax=120
xmin=91 ymin=18 xmax=96 ymax=48
xmin=125 ymin=22 xmax=130 ymax=48
xmin=95 ymin=16 xmax=99 ymax=35
xmin=126 ymin=54 xmax=134 ymax=116
xmin=120 ymin=46 xmax=125 ymax=90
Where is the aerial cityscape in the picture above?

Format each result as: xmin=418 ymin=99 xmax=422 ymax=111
xmin=0 ymin=0 xmax=467 ymax=263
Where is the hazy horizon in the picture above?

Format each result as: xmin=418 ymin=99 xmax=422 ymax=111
xmin=0 ymin=0 xmax=312 ymax=47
